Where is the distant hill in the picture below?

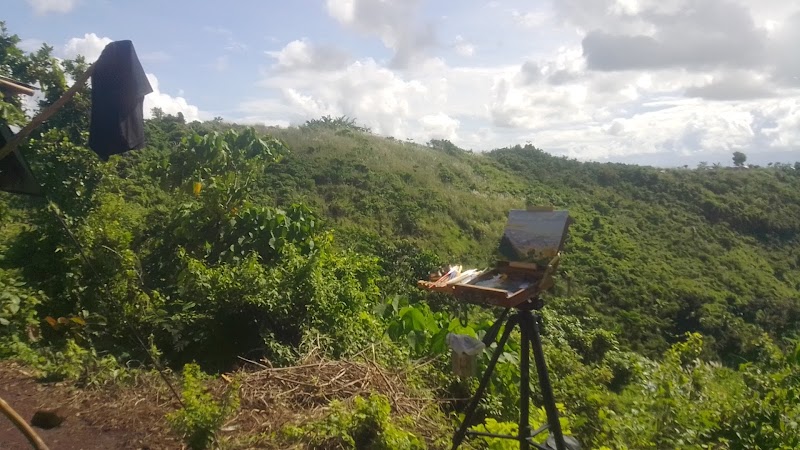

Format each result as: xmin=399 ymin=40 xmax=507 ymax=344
xmin=253 ymin=122 xmax=800 ymax=361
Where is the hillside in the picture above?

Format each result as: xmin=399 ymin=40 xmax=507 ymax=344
xmin=2 ymin=27 xmax=800 ymax=450
xmin=257 ymin=123 xmax=800 ymax=362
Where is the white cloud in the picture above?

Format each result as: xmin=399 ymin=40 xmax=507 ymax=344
xmin=235 ymin=117 xmax=291 ymax=128
xmin=237 ymin=2 xmax=800 ymax=166
xmin=27 ymin=0 xmax=78 ymax=14
xmin=324 ymin=0 xmax=435 ymax=68
xmin=511 ymin=9 xmax=552 ymax=28
xmin=419 ymin=113 xmax=460 ymax=140
xmin=143 ymin=74 xmax=204 ymax=122
xmin=453 ymin=35 xmax=475 ymax=57
xmin=63 ymin=33 xmax=112 ymax=62
xmin=266 ymin=39 xmax=351 ymax=71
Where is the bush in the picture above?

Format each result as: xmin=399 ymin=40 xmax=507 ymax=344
xmin=166 ymin=362 xmax=241 ymax=450
xmin=0 ymin=269 xmax=42 ymax=350
xmin=283 ymin=393 xmax=426 ymax=449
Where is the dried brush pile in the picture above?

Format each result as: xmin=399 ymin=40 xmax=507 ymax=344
xmin=222 ymin=345 xmax=449 ymax=447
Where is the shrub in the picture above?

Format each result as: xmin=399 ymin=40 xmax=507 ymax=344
xmin=0 ymin=269 xmax=42 ymax=348
xmin=166 ymin=362 xmax=241 ymax=450
xmin=283 ymin=393 xmax=426 ymax=449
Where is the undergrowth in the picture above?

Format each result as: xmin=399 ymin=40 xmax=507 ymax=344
xmin=281 ymin=393 xmax=427 ymax=450
xmin=166 ymin=362 xmax=241 ymax=450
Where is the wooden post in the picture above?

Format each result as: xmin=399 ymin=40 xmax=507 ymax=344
xmin=0 ymin=61 xmax=96 ymax=162
xmin=0 ymin=395 xmax=50 ymax=450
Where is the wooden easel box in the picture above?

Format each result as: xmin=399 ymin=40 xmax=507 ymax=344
xmin=450 ymin=261 xmax=552 ymax=308
xmin=432 ymin=207 xmax=571 ymax=309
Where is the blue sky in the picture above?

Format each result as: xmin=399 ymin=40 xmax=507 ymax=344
xmin=5 ymin=0 xmax=800 ymax=167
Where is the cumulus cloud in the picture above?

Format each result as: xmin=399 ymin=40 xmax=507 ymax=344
xmin=511 ymin=9 xmax=552 ymax=28
xmin=266 ymin=39 xmax=351 ymax=72
xmin=63 ymin=33 xmax=112 ymax=62
xmin=581 ymin=0 xmax=768 ymax=71
xmin=276 ymin=58 xmax=426 ymax=136
xmin=684 ymin=72 xmax=776 ymax=100
xmin=325 ymin=0 xmax=436 ymax=68
xmin=453 ymin=36 xmax=475 ymax=57
xmin=769 ymin=11 xmax=800 ymax=87
xmin=419 ymin=113 xmax=459 ymax=140
xmin=27 ymin=0 xmax=78 ymax=14
xmin=143 ymin=74 xmax=203 ymax=122
xmin=564 ymin=0 xmax=798 ymax=98
xmin=246 ymin=41 xmax=511 ymax=141
xmin=238 ymin=1 xmax=800 ymax=166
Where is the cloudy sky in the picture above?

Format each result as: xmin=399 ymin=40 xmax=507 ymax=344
xmin=5 ymin=0 xmax=800 ymax=166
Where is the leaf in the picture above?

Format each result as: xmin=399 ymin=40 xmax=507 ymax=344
xmin=431 ymin=328 xmax=449 ymax=354
xmin=407 ymin=331 xmax=420 ymax=350
xmin=0 ymin=318 xmax=9 ymax=326
xmin=401 ymin=307 xmax=427 ymax=333
xmin=391 ymin=295 xmax=403 ymax=314
xmin=44 ymin=316 xmax=58 ymax=329
xmin=373 ymin=302 xmax=387 ymax=318
xmin=387 ymin=322 xmax=403 ymax=340
xmin=70 ymin=316 xmax=87 ymax=326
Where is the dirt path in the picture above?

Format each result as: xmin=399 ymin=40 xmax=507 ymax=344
xmin=0 ymin=362 xmax=179 ymax=450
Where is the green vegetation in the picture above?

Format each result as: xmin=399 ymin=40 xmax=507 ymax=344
xmin=2 ymin=22 xmax=800 ymax=449
xmin=282 ymin=394 xmax=426 ymax=450
xmin=167 ymin=363 xmax=241 ymax=450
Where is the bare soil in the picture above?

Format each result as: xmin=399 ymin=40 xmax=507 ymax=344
xmin=0 ymin=361 xmax=180 ymax=450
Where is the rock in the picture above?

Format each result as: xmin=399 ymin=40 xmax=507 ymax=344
xmin=31 ymin=408 xmax=65 ymax=429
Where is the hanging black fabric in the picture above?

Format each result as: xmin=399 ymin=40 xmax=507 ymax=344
xmin=0 ymin=123 xmax=42 ymax=196
xmin=88 ymin=40 xmax=153 ymax=160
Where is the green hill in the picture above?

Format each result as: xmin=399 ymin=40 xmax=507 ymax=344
xmin=252 ymin=123 xmax=800 ymax=362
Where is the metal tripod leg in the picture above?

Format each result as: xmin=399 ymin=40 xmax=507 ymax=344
xmin=451 ymin=313 xmax=519 ymax=450
xmin=451 ymin=308 xmax=573 ymax=450
xmin=528 ymin=311 xmax=566 ymax=450
xmin=519 ymin=310 xmax=532 ymax=450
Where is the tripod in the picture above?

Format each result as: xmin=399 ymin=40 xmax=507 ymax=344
xmin=451 ymin=297 xmax=579 ymax=450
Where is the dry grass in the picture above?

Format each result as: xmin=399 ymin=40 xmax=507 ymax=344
xmin=217 ymin=344 xmax=452 ymax=448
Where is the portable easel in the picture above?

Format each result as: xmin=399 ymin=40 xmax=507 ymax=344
xmin=419 ymin=208 xmax=581 ymax=450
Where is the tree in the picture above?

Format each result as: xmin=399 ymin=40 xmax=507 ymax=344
xmin=733 ymin=151 xmax=747 ymax=167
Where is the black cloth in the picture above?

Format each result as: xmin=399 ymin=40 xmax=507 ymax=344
xmin=88 ymin=40 xmax=153 ymax=160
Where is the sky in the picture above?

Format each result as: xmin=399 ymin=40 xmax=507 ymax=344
xmin=5 ymin=0 xmax=800 ymax=167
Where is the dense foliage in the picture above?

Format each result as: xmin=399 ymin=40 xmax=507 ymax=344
xmin=2 ymin=23 xmax=800 ymax=449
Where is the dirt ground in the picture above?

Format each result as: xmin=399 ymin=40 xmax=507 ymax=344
xmin=0 ymin=351 xmax=447 ymax=450
xmin=0 ymin=361 xmax=180 ymax=450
